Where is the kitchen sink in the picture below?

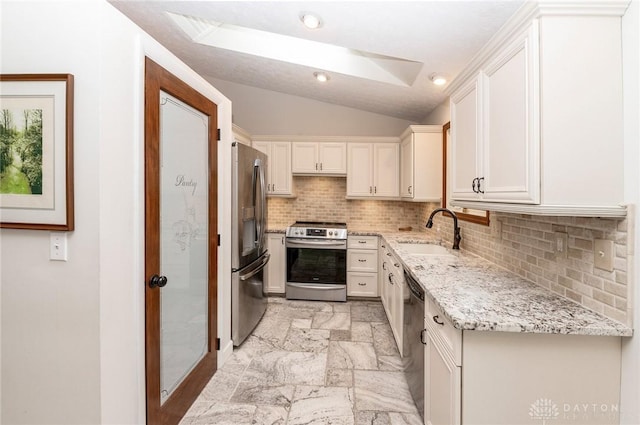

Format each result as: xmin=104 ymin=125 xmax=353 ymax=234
xmin=397 ymin=243 xmax=452 ymax=256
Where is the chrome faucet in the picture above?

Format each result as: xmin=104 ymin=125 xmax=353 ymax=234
xmin=426 ymin=208 xmax=461 ymax=250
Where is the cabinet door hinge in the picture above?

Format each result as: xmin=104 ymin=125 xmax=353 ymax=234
xmin=215 ymin=338 xmax=221 ymax=351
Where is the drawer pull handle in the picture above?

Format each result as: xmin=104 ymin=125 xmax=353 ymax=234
xmin=433 ymin=315 xmax=444 ymax=326
xmin=381 ymin=244 xmax=386 ymax=248
xmin=358 ymin=259 xmax=367 ymax=262
xmin=394 ymin=263 xmax=400 ymax=268
xmin=382 ymin=262 xmax=387 ymax=270
xmin=358 ymin=240 xmax=367 ymax=244
xmin=386 ymin=252 xmax=392 ymax=257
xmin=358 ymin=282 xmax=367 ymax=286
xmin=388 ymin=273 xmax=394 ymax=285
xmin=420 ymin=329 xmax=427 ymax=344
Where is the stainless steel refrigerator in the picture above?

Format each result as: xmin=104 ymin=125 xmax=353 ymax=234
xmin=231 ymin=142 xmax=270 ymax=346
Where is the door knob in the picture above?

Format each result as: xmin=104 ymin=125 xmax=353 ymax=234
xmin=149 ymin=274 xmax=168 ymax=288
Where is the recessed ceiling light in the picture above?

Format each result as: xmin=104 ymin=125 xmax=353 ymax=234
xmin=430 ymin=73 xmax=447 ymax=86
xmin=314 ymin=72 xmax=330 ymax=82
xmin=300 ymin=13 xmax=322 ymax=29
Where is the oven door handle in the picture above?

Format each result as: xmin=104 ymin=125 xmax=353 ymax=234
xmin=287 ymin=283 xmax=345 ymax=290
xmin=286 ymin=239 xmax=346 ymax=248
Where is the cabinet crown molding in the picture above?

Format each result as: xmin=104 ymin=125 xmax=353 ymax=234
xmin=252 ymin=134 xmax=399 ymax=143
xmin=400 ymin=125 xmax=442 ymax=139
xmin=445 ymin=0 xmax=630 ymax=95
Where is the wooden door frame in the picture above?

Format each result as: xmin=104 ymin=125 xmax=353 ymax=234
xmin=144 ymin=57 xmax=218 ymax=425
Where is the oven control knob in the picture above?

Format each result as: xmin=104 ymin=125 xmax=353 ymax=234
xmin=329 ymin=231 xmax=333 ymax=236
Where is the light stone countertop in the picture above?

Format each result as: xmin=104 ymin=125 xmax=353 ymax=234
xmin=268 ymin=226 xmax=632 ymax=336
xmin=374 ymin=230 xmax=632 ymax=337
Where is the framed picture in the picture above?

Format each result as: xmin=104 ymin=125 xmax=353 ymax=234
xmin=0 ymin=74 xmax=74 ymax=230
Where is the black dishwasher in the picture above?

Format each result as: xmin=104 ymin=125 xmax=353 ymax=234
xmin=403 ymin=270 xmax=425 ymax=420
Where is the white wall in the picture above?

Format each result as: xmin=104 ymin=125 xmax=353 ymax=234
xmin=208 ymin=77 xmax=416 ymax=136
xmin=621 ymin=1 xmax=640 ymax=423
xmin=1 ymin=2 xmax=103 ymax=422
xmin=421 ymin=99 xmax=450 ymax=125
xmin=0 ymin=1 xmax=233 ymax=424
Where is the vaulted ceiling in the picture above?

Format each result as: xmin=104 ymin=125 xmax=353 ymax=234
xmin=110 ymin=1 xmax=524 ymax=122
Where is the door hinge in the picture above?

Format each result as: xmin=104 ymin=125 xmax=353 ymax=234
xmin=217 ymin=234 xmax=221 ymax=246
xmin=216 ymin=338 xmax=221 ymax=351
xmin=217 ymin=128 xmax=221 ymax=141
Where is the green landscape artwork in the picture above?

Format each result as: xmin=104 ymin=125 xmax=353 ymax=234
xmin=0 ymin=108 xmax=43 ymax=195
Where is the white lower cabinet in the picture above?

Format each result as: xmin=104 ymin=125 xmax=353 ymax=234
xmin=424 ymin=299 xmax=622 ymax=425
xmin=347 ymin=236 xmax=378 ymax=297
xmin=265 ymin=233 xmax=286 ymax=294
xmin=425 ymin=330 xmax=461 ymax=425
xmin=424 ymin=299 xmax=461 ymax=425
xmin=379 ymin=240 xmax=404 ymax=355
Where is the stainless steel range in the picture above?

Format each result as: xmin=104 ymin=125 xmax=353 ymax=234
xmin=285 ymin=221 xmax=348 ymax=302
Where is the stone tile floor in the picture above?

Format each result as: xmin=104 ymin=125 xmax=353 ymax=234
xmin=180 ymin=297 xmax=423 ymax=425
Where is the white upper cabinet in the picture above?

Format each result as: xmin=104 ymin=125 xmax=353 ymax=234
xmin=347 ymin=142 xmax=399 ymax=198
xmin=450 ymin=76 xmax=482 ymax=202
xmin=447 ymin=2 xmax=627 ymax=217
xmin=232 ymin=124 xmax=252 ymax=146
xmin=400 ymin=125 xmax=443 ymax=202
xmin=482 ymin=23 xmax=539 ymax=204
xmin=291 ymin=142 xmax=347 ymax=175
xmin=451 ymin=23 xmax=539 ymax=205
xmin=252 ymin=141 xmax=293 ymax=197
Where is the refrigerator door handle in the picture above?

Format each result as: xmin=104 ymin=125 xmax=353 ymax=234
xmin=239 ymin=253 xmax=270 ymax=281
xmin=252 ymin=159 xmax=266 ymax=248
xmin=258 ymin=160 xmax=266 ymax=248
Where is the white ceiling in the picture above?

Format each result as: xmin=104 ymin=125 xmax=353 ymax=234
xmin=109 ymin=1 xmax=525 ymax=122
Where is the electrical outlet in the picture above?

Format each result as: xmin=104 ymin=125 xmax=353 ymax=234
xmin=594 ymin=239 xmax=614 ymax=272
xmin=554 ymin=232 xmax=568 ymax=258
xmin=50 ymin=232 xmax=68 ymax=261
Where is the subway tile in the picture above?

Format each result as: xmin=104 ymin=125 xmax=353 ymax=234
xmin=269 ymin=178 xmax=629 ymax=325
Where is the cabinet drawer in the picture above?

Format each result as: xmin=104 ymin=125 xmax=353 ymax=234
xmin=426 ymin=298 xmax=462 ymax=366
xmin=348 ymin=235 xmax=378 ymax=250
xmin=347 ymin=272 xmax=378 ymax=297
xmin=383 ymin=248 xmax=403 ymax=275
xmin=348 ymin=249 xmax=378 ymax=272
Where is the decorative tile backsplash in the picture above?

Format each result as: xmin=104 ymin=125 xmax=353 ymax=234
xmin=429 ymin=206 xmax=633 ymax=326
xmin=268 ymin=176 xmax=632 ymax=325
xmin=267 ymin=176 xmax=425 ymax=230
